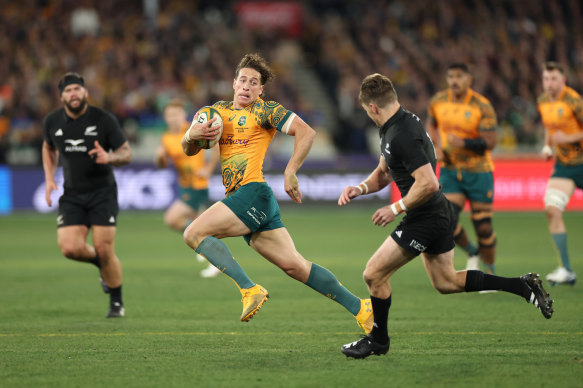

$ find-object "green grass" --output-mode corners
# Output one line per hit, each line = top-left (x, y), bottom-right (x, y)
(1, 207), (582, 387)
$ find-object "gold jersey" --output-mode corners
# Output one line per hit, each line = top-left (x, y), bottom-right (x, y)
(161, 124), (209, 189)
(428, 88), (497, 172)
(211, 98), (295, 196)
(537, 86), (583, 165)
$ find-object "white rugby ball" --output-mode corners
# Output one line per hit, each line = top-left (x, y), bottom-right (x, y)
(192, 106), (223, 149)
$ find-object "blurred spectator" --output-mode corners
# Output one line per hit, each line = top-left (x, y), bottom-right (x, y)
(1, 0), (582, 162)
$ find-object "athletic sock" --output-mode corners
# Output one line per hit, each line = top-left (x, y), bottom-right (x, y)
(110, 286), (123, 305)
(466, 242), (479, 257)
(89, 256), (101, 269)
(369, 295), (391, 344)
(195, 236), (254, 290)
(465, 270), (528, 298)
(483, 263), (495, 275)
(304, 263), (361, 315)
(552, 233), (571, 271)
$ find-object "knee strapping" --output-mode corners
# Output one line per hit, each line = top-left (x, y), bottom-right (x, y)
(544, 188), (570, 211)
(471, 210), (495, 247)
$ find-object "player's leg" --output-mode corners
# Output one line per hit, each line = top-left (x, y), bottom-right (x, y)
(341, 236), (413, 358)
(421, 251), (553, 318)
(57, 225), (96, 262)
(469, 202), (496, 274)
(184, 201), (256, 288)
(544, 177), (576, 284)
(164, 199), (197, 232)
(442, 168), (480, 268)
(250, 227), (371, 330)
(93, 225), (124, 317)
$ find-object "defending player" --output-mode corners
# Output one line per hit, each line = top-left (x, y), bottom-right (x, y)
(426, 63), (498, 273)
(155, 99), (220, 278)
(339, 73), (553, 359)
(42, 72), (131, 318)
(181, 53), (373, 333)
(538, 61), (583, 285)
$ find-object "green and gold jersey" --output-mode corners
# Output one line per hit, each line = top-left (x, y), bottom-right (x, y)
(538, 86), (583, 166)
(428, 88), (497, 172)
(212, 98), (295, 196)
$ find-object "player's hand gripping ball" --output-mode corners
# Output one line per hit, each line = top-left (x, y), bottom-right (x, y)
(193, 106), (223, 149)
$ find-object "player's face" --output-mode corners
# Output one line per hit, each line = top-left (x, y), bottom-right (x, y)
(60, 84), (88, 114)
(542, 69), (566, 98)
(233, 68), (264, 108)
(446, 69), (471, 96)
(163, 106), (187, 133)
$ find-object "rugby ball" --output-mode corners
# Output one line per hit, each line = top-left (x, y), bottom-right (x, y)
(192, 106), (223, 149)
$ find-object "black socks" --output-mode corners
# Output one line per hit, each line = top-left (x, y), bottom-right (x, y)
(370, 295), (391, 344)
(465, 270), (528, 298)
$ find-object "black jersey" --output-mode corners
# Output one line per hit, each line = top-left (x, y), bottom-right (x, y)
(43, 105), (126, 193)
(379, 107), (443, 214)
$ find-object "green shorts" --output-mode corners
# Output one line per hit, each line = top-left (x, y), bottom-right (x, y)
(551, 162), (583, 189)
(179, 187), (209, 211)
(221, 182), (285, 244)
(440, 167), (494, 203)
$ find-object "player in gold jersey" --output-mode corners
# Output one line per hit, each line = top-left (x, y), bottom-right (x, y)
(180, 53), (373, 333)
(538, 62), (583, 285)
(155, 99), (220, 277)
(427, 63), (498, 275)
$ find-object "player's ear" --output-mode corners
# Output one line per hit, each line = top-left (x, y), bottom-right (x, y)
(259, 85), (264, 96)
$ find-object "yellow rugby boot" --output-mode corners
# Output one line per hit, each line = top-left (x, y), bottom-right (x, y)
(240, 284), (269, 322)
(354, 298), (373, 334)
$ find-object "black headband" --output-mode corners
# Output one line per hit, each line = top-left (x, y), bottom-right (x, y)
(58, 73), (85, 93)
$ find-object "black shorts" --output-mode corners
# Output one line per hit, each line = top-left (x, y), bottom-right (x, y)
(57, 184), (119, 228)
(390, 197), (455, 256)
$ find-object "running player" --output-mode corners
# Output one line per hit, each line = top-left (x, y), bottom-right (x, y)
(538, 61), (583, 285)
(155, 99), (220, 278)
(339, 73), (553, 359)
(427, 63), (498, 274)
(181, 53), (373, 333)
(42, 72), (131, 318)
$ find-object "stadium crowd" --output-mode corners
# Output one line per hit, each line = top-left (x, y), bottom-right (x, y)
(1, 0), (582, 163)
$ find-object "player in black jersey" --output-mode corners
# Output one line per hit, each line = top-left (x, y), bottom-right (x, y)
(42, 73), (131, 318)
(338, 73), (554, 359)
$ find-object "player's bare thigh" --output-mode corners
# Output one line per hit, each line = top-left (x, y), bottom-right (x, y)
(468, 200), (492, 213)
(444, 192), (466, 208)
(546, 177), (576, 202)
(364, 237), (415, 298)
(421, 249), (465, 294)
(57, 225), (90, 257)
(184, 201), (251, 248)
(164, 199), (199, 227)
(249, 227), (311, 282)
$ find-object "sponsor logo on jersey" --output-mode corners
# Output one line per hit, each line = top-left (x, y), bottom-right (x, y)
(228, 114), (236, 122)
(64, 139), (87, 152)
(219, 135), (250, 147)
(384, 143), (391, 155)
(395, 230), (402, 238)
(238, 116), (247, 126)
(84, 125), (98, 136)
(410, 239), (427, 252)
(55, 129), (63, 136)
(109, 215), (115, 223)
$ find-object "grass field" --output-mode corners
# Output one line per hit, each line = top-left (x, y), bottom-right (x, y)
(1, 207), (582, 387)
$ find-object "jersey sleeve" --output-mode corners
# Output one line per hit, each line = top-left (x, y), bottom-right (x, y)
(569, 94), (583, 123)
(264, 101), (294, 133)
(393, 130), (431, 174)
(478, 101), (498, 132)
(42, 115), (54, 147)
(102, 112), (126, 150)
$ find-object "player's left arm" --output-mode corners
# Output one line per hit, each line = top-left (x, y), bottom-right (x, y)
(282, 115), (316, 204)
(552, 97), (583, 143)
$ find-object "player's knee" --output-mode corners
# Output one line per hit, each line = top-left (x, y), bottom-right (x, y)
(183, 224), (203, 250)
(544, 203), (563, 220)
(544, 188), (569, 212)
(59, 243), (81, 259)
(94, 243), (114, 262)
(471, 210), (495, 245)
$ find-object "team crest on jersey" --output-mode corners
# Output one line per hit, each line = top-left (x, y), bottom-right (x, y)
(238, 116), (247, 126)
(84, 126), (97, 136)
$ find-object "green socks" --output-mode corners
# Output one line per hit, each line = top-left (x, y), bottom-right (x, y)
(305, 263), (361, 315)
(552, 233), (571, 271)
(196, 236), (255, 289)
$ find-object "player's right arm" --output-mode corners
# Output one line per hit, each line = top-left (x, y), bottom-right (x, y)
(425, 118), (444, 162)
(181, 114), (219, 156)
(338, 156), (393, 206)
(42, 140), (59, 207)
